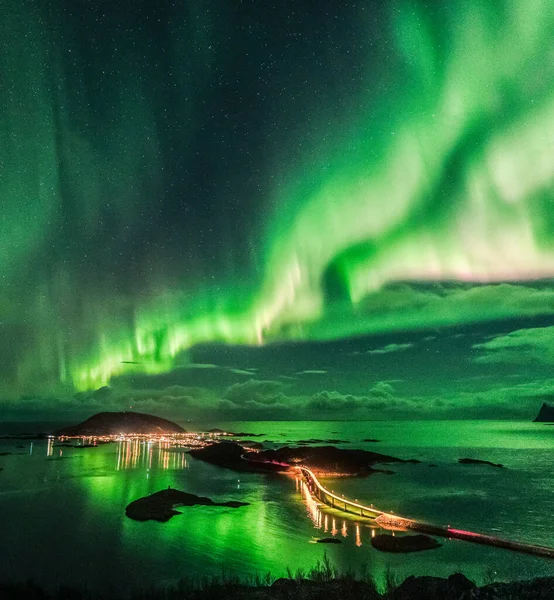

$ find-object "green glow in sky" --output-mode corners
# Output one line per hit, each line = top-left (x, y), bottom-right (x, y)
(3, 0), (554, 394)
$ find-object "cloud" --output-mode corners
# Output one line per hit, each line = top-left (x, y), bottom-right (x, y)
(305, 382), (399, 413)
(296, 370), (327, 375)
(223, 379), (286, 407)
(472, 326), (554, 364)
(217, 379), (292, 415)
(347, 282), (554, 336)
(365, 343), (415, 355)
(369, 381), (395, 398)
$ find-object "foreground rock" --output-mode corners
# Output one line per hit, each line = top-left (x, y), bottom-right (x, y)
(371, 534), (441, 553)
(55, 411), (185, 436)
(125, 488), (249, 522)
(189, 441), (415, 475)
(458, 458), (503, 468)
(472, 577), (554, 599)
(390, 573), (475, 599)
(533, 402), (554, 422)
(4, 573), (554, 599)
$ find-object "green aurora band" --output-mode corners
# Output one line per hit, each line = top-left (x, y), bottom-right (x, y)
(3, 0), (554, 394)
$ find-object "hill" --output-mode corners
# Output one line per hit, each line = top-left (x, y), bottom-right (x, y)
(54, 411), (185, 436)
(533, 403), (554, 422)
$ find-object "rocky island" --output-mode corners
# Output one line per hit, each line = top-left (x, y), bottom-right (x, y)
(533, 402), (554, 422)
(371, 533), (441, 553)
(458, 458), (503, 468)
(54, 411), (185, 436)
(125, 488), (249, 522)
(189, 441), (416, 475)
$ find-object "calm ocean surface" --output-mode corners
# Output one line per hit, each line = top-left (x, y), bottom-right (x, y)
(0, 420), (553, 592)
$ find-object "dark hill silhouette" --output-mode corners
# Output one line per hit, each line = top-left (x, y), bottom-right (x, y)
(54, 411), (185, 436)
(533, 403), (554, 422)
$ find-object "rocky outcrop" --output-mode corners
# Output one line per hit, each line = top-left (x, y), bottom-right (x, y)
(371, 534), (441, 553)
(55, 411), (185, 436)
(125, 488), (249, 522)
(189, 441), (414, 475)
(470, 577), (554, 599)
(390, 573), (475, 599)
(458, 458), (503, 468)
(533, 402), (554, 422)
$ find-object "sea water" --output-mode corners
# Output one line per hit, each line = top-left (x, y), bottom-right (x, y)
(0, 420), (553, 592)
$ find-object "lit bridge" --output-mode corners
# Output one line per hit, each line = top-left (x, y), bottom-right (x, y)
(299, 466), (554, 559)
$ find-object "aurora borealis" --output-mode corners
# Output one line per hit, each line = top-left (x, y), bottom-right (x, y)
(3, 0), (554, 416)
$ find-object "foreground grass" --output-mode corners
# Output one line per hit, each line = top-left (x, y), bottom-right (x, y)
(1, 553), (551, 600)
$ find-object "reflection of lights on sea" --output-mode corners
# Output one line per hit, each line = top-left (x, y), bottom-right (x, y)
(300, 479), (322, 528)
(116, 439), (188, 471)
(297, 472), (376, 547)
(46, 437), (54, 457)
(355, 524), (362, 547)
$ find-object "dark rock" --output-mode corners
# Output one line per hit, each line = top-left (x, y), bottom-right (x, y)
(316, 538), (342, 544)
(391, 573), (475, 600)
(296, 439), (350, 444)
(252, 445), (410, 475)
(125, 488), (249, 522)
(271, 578), (296, 589)
(471, 576), (554, 599)
(371, 534), (441, 553)
(363, 439), (380, 442)
(55, 411), (185, 436)
(244, 442), (264, 450)
(190, 442), (414, 476)
(458, 458), (503, 468)
(533, 402), (554, 422)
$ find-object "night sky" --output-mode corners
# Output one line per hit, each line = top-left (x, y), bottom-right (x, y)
(2, 0), (554, 420)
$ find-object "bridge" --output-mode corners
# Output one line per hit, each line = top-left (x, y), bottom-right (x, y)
(299, 466), (554, 559)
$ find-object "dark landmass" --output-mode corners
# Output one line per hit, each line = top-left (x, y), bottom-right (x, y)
(125, 488), (249, 522)
(458, 458), (503, 468)
(255, 445), (418, 474)
(189, 441), (416, 475)
(55, 411), (185, 436)
(0, 433), (48, 440)
(363, 438), (380, 442)
(371, 534), (441, 553)
(390, 573), (475, 599)
(189, 441), (286, 473)
(207, 428), (225, 433)
(296, 439), (350, 444)
(0, 452), (12, 456)
(3, 571), (554, 599)
(533, 402), (554, 422)
(55, 443), (98, 449)
(241, 441), (264, 450)
(316, 538), (342, 544)
(229, 432), (265, 437)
